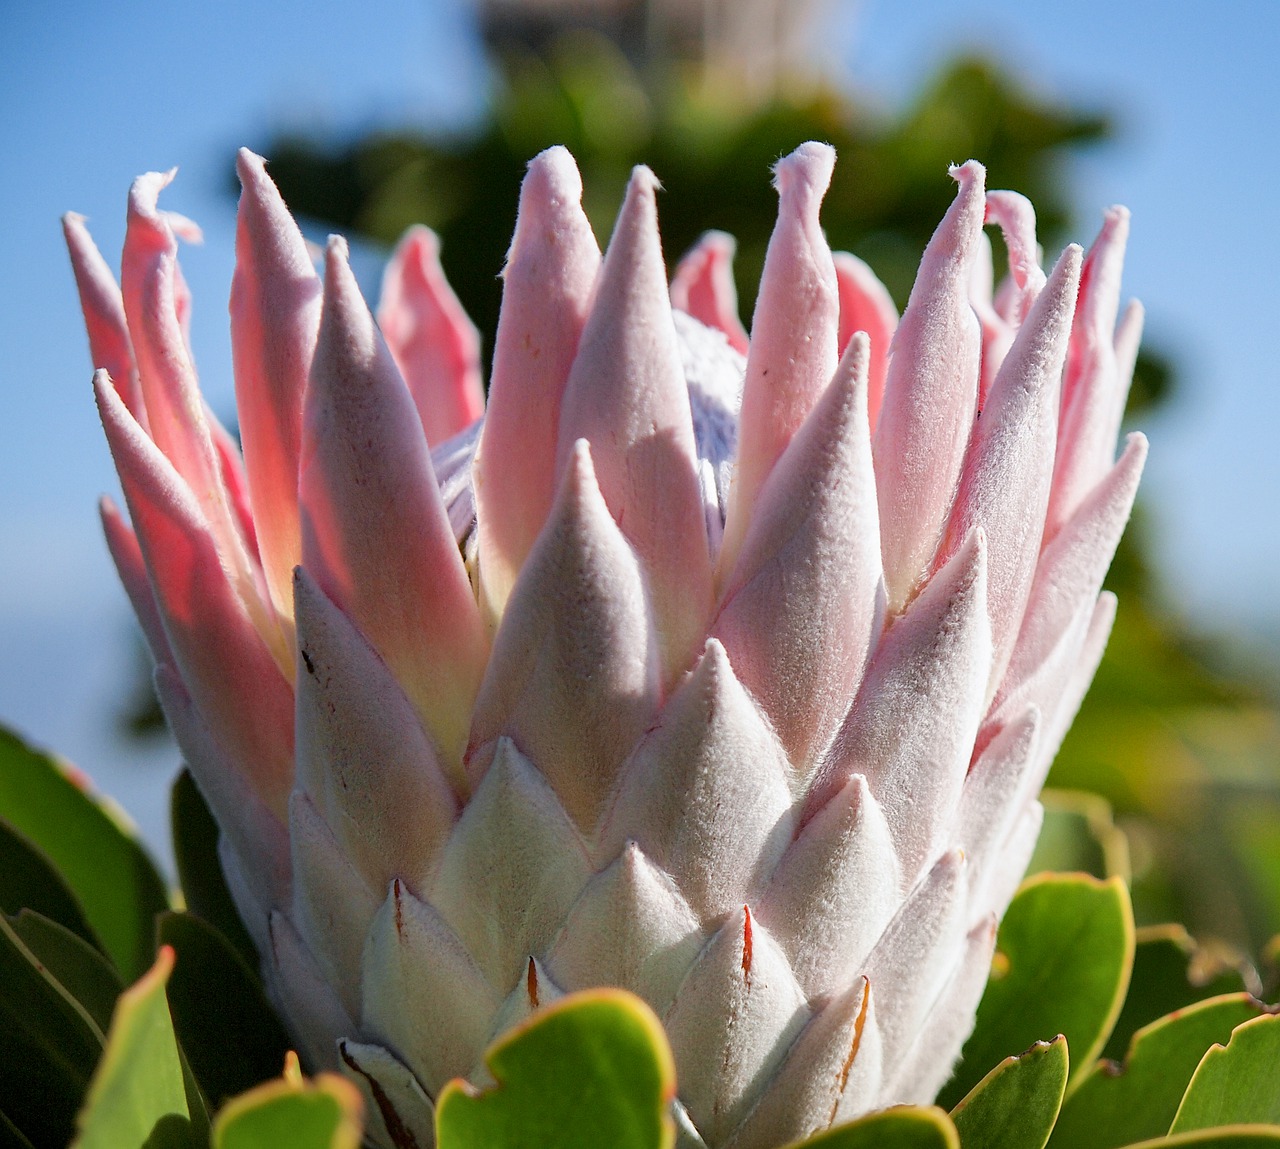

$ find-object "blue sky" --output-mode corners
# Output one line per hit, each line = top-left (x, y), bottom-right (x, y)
(0, 1), (1276, 859)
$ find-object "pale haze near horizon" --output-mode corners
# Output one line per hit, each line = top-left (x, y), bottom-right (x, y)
(0, 0), (1275, 866)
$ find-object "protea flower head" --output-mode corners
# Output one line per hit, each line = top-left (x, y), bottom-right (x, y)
(67, 141), (1145, 1148)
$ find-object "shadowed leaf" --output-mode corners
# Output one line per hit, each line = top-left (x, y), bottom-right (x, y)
(158, 911), (291, 1110)
(171, 769), (259, 973)
(0, 726), (169, 980)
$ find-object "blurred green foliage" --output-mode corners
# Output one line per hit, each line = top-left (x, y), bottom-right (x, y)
(252, 32), (1280, 954)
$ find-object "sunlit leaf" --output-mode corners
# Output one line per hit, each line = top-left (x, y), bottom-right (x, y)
(1171, 1013), (1280, 1133)
(939, 875), (1134, 1108)
(435, 989), (676, 1149)
(951, 1036), (1068, 1149)
(71, 945), (193, 1149)
(212, 1067), (362, 1149)
(787, 1106), (959, 1149)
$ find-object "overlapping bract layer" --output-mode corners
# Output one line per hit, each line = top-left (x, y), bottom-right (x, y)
(69, 141), (1144, 1149)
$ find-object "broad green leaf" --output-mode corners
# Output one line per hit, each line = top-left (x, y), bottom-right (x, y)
(212, 1072), (363, 1149)
(1117, 1129), (1280, 1148)
(1101, 925), (1250, 1062)
(170, 769), (258, 972)
(951, 1036), (1068, 1149)
(0, 913), (103, 1147)
(938, 874), (1134, 1109)
(1171, 1013), (1280, 1133)
(158, 911), (291, 1109)
(787, 1107), (959, 1149)
(72, 945), (193, 1149)
(1050, 994), (1263, 1149)
(0, 726), (169, 980)
(436, 989), (676, 1149)
(8, 909), (124, 1032)
(1029, 790), (1130, 882)
(0, 816), (98, 948)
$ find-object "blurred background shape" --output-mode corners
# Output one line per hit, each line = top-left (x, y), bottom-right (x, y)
(0, 0), (1277, 958)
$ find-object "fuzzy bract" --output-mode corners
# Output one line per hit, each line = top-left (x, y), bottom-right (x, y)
(69, 141), (1144, 1149)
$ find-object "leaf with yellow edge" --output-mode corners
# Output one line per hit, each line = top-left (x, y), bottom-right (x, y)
(1117, 1128), (1280, 1148)
(787, 1106), (959, 1148)
(951, 1036), (1068, 1149)
(436, 988), (676, 1149)
(1049, 994), (1264, 1149)
(1171, 1013), (1280, 1133)
(212, 1055), (363, 1149)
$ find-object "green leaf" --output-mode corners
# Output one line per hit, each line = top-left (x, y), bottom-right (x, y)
(1101, 925), (1250, 1062)
(951, 1036), (1068, 1149)
(212, 1071), (363, 1149)
(1117, 1129), (1280, 1148)
(435, 989), (676, 1149)
(8, 909), (124, 1032)
(787, 1107), (959, 1149)
(938, 874), (1134, 1109)
(170, 769), (258, 973)
(1171, 1013), (1280, 1133)
(0, 815), (99, 950)
(157, 911), (292, 1110)
(0, 726), (170, 980)
(1049, 994), (1264, 1149)
(0, 912), (103, 1147)
(71, 945), (193, 1149)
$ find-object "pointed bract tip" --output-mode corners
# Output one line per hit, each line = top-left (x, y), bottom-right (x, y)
(841, 329), (871, 375)
(700, 229), (737, 256)
(524, 144), (584, 204)
(128, 168), (178, 219)
(948, 159), (986, 189)
(773, 141), (836, 205)
(1052, 242), (1084, 288)
(693, 635), (733, 686)
(91, 366), (113, 397)
(325, 234), (350, 266)
(954, 524), (989, 582)
(235, 147), (269, 183)
(565, 437), (598, 489)
(625, 164), (662, 202)
(395, 223), (440, 263)
(1122, 429), (1149, 464)
(1102, 204), (1131, 234)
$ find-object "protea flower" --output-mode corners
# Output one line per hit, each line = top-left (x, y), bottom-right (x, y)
(66, 141), (1144, 1149)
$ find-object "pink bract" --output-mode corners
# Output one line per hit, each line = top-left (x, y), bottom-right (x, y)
(69, 142), (1144, 1149)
